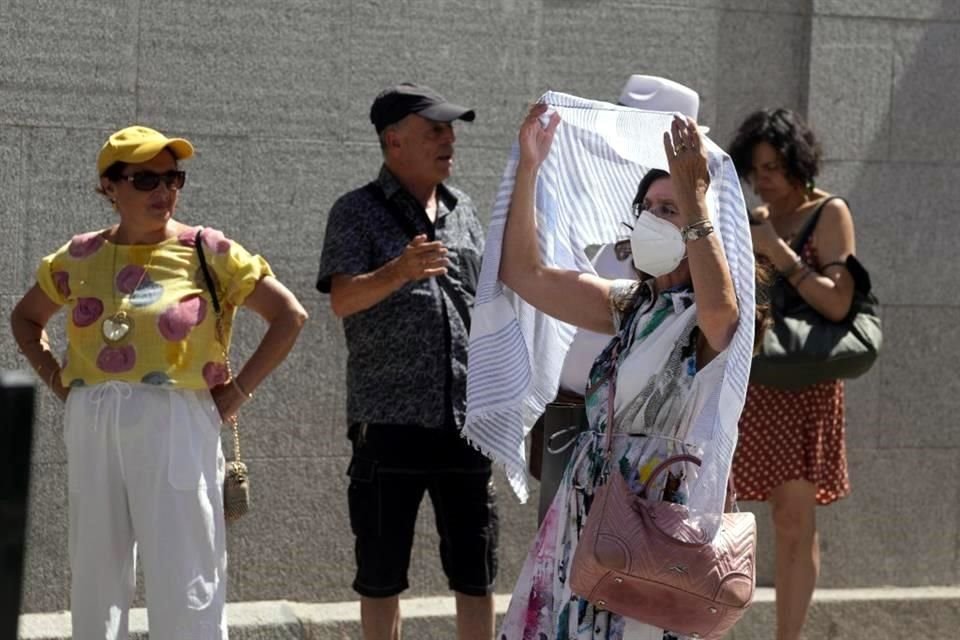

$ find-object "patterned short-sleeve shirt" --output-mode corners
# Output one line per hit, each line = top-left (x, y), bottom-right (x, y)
(317, 166), (484, 430)
(35, 226), (272, 389)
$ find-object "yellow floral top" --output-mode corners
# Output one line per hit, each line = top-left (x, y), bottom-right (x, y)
(36, 226), (273, 389)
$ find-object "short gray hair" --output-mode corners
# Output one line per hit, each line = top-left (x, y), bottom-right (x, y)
(378, 123), (400, 154)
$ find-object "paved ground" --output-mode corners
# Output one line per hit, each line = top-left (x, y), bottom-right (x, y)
(18, 586), (960, 639)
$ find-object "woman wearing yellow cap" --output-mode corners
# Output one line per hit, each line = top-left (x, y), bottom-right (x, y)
(10, 125), (308, 639)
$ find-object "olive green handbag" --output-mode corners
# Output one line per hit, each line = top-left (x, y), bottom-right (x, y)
(750, 198), (882, 390)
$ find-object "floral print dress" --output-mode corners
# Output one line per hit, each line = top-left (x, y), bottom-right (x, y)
(500, 283), (727, 640)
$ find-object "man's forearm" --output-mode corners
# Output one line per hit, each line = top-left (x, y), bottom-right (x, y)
(329, 259), (408, 318)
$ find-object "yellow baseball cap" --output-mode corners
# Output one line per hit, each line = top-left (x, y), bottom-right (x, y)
(97, 125), (194, 175)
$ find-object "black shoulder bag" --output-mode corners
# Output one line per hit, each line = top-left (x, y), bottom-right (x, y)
(750, 197), (882, 389)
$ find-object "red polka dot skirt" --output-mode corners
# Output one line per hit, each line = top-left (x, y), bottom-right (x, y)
(733, 380), (850, 505)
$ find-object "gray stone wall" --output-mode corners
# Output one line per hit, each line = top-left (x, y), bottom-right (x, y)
(4, 0), (957, 613)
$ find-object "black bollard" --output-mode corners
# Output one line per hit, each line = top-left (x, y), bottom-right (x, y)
(0, 371), (35, 640)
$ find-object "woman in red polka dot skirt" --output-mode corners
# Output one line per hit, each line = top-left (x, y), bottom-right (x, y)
(728, 109), (857, 640)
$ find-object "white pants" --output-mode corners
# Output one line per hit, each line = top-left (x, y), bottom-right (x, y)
(64, 382), (227, 640)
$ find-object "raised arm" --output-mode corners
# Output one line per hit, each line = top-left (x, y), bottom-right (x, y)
(665, 115), (740, 353)
(752, 198), (856, 322)
(499, 104), (616, 335)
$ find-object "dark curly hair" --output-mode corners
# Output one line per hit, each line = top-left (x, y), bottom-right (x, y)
(728, 108), (822, 188)
(752, 260), (774, 354)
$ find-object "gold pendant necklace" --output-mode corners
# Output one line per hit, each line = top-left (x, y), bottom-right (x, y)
(102, 309), (134, 343)
(101, 238), (154, 344)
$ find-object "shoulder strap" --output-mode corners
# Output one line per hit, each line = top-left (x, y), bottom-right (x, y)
(790, 195), (845, 253)
(363, 182), (433, 241)
(602, 303), (696, 462)
(195, 228), (242, 457)
(363, 182), (476, 329)
(195, 228), (221, 315)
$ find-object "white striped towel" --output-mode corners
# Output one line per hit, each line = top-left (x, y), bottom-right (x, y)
(462, 91), (756, 536)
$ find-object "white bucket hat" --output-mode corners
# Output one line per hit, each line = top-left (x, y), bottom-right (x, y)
(617, 74), (709, 133)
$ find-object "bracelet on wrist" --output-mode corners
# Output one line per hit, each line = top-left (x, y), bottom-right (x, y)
(683, 218), (711, 229)
(792, 267), (814, 287)
(232, 378), (253, 400)
(779, 257), (805, 278)
(680, 218), (714, 243)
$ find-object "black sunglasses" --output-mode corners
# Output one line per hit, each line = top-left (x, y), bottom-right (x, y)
(119, 170), (186, 192)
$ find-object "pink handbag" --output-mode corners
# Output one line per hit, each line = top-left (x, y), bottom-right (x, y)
(569, 339), (756, 638)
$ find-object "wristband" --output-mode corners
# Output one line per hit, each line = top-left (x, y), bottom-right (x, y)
(232, 377), (253, 400)
(792, 267), (814, 287)
(779, 257), (805, 278)
(680, 219), (714, 242)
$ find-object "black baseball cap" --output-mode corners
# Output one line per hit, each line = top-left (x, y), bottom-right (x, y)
(370, 83), (476, 133)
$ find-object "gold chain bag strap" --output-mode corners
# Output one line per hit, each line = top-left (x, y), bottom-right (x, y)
(195, 228), (250, 523)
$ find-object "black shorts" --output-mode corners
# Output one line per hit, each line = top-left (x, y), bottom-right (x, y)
(346, 423), (498, 598)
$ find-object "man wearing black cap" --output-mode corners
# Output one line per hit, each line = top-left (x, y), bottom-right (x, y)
(317, 84), (496, 640)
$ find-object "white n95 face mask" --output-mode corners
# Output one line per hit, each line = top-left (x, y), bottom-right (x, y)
(629, 211), (687, 276)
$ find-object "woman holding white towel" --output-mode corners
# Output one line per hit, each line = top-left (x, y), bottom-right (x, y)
(496, 103), (756, 640)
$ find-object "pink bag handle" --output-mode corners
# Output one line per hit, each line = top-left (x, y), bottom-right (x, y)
(599, 314), (739, 510)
